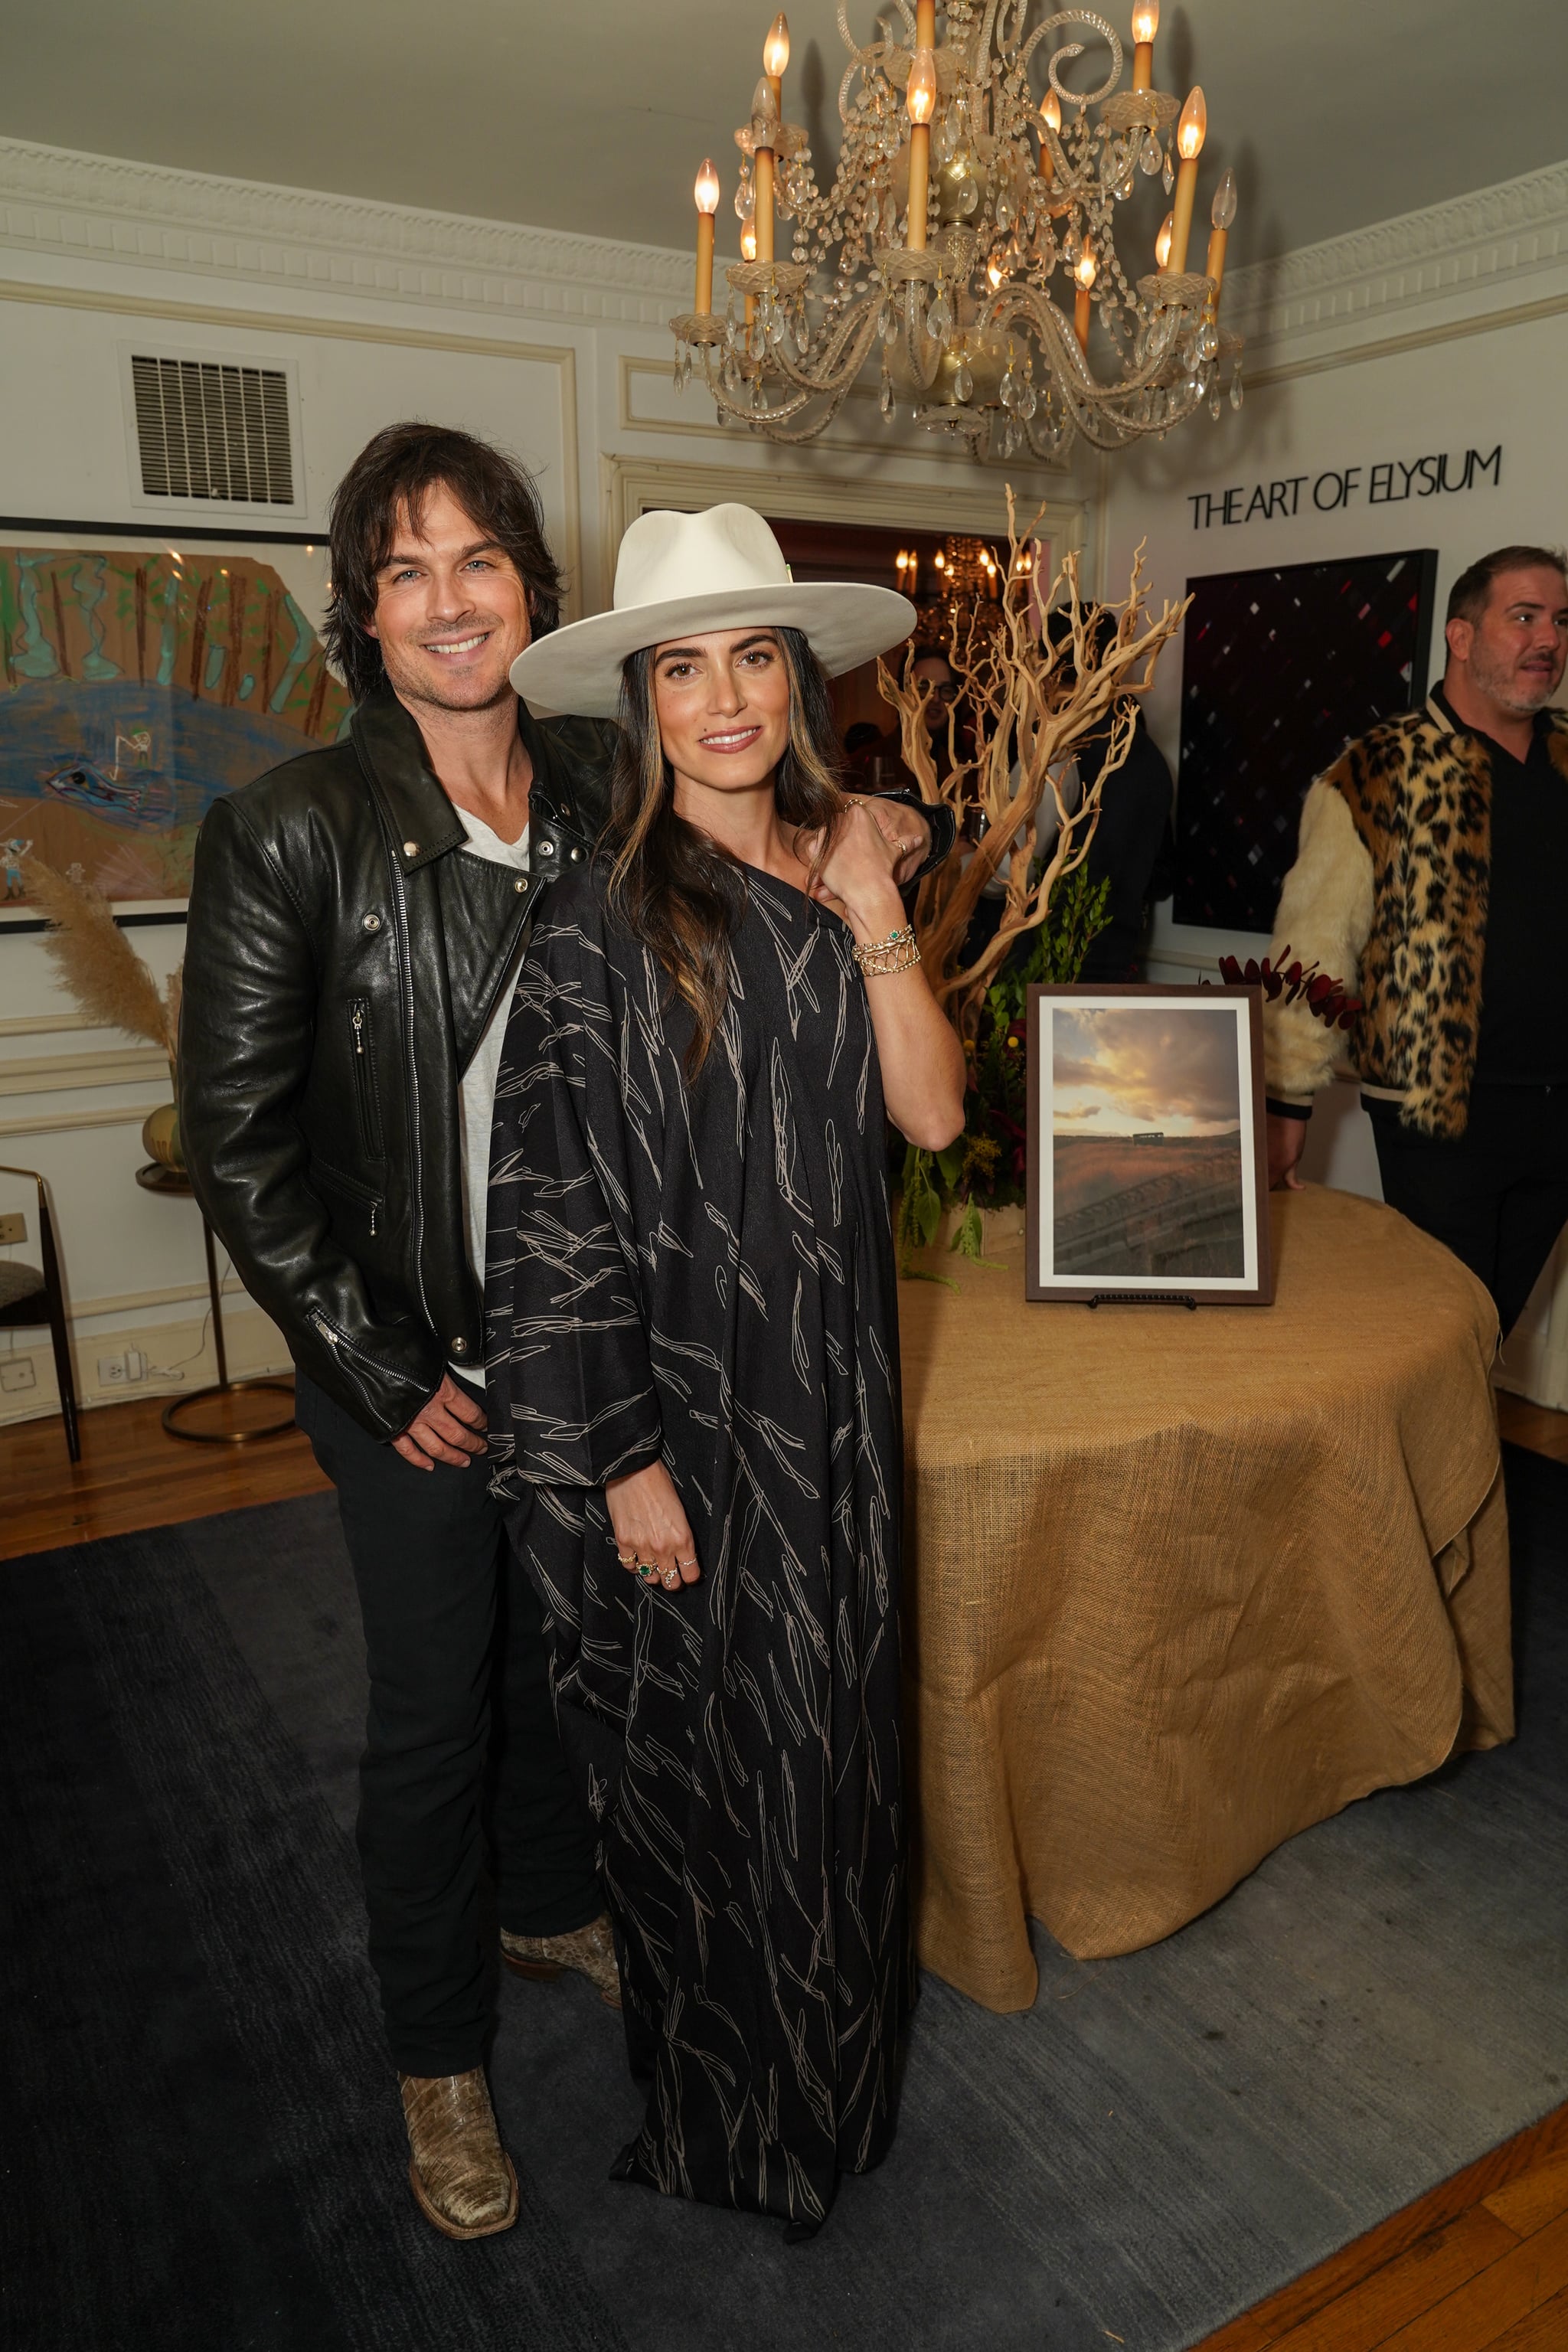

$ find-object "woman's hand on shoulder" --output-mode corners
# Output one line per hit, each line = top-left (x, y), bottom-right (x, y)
(605, 1458), (701, 1591)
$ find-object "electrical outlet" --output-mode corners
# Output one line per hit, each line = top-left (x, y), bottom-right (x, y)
(0, 1211), (25, 1246)
(97, 1348), (149, 1387)
(0, 1356), (36, 1393)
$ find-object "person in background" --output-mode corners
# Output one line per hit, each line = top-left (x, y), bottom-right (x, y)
(1263, 544), (1568, 1338)
(911, 645), (963, 784)
(844, 715), (895, 788)
(1074, 695), (1175, 983)
(178, 426), (952, 2244)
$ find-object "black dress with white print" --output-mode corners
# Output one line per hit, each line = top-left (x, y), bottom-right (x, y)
(485, 856), (911, 2226)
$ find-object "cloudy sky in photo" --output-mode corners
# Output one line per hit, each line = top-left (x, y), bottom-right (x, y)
(1051, 1005), (1243, 1137)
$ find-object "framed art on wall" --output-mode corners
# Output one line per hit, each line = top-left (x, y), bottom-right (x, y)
(1024, 984), (1273, 1305)
(0, 521), (347, 913)
(1172, 547), (1438, 933)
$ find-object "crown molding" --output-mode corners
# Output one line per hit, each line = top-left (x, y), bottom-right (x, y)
(1225, 158), (1568, 370)
(0, 136), (691, 327)
(2, 137), (1564, 377)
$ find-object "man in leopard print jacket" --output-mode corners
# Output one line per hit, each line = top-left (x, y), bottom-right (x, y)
(1264, 544), (1568, 1337)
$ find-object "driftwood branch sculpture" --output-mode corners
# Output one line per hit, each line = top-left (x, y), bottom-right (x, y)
(878, 488), (1189, 1045)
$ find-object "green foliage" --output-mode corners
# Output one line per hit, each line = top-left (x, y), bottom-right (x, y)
(895, 1142), (960, 1286)
(894, 863), (1111, 1276)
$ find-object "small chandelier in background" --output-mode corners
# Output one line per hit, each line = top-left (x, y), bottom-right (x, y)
(900, 535), (1031, 642)
(671, 3), (1243, 460)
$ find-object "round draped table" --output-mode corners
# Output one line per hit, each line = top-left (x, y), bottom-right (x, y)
(897, 1184), (1511, 2012)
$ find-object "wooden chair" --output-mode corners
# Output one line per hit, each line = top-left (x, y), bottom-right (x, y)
(0, 1164), (80, 1463)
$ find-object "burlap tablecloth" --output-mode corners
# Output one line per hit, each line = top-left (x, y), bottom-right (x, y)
(899, 1184), (1511, 2011)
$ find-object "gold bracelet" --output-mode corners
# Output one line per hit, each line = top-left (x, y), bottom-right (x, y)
(854, 923), (921, 978)
(861, 941), (921, 978)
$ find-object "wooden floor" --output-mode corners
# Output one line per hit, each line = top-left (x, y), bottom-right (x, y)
(0, 1383), (328, 1561)
(4, 1386), (1565, 2348)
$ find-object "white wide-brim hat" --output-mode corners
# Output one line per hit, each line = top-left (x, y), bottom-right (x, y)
(509, 503), (916, 720)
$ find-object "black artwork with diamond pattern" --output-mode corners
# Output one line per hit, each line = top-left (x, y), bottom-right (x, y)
(1173, 549), (1438, 933)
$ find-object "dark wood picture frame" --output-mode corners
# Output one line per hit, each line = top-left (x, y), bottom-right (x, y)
(1024, 982), (1274, 1305)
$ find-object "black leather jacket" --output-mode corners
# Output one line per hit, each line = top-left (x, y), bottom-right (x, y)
(181, 683), (954, 1440)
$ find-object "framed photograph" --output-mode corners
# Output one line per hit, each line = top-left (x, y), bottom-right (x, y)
(0, 519), (347, 917)
(1025, 984), (1273, 1305)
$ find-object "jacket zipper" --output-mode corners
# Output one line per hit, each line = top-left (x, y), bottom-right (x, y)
(348, 997), (384, 1158)
(308, 1308), (394, 1412)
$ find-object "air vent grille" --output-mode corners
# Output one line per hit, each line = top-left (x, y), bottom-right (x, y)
(130, 355), (294, 505)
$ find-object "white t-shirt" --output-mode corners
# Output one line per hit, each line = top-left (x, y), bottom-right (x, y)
(451, 805), (530, 1379)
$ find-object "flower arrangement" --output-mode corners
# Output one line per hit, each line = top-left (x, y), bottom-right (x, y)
(1216, 947), (1361, 1031)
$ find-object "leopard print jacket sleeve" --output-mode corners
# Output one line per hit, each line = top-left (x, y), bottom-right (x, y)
(1263, 702), (1568, 1140)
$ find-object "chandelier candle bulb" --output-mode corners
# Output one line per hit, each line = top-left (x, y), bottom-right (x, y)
(763, 12), (789, 113)
(1037, 86), (1061, 183)
(693, 158), (720, 313)
(1155, 209), (1174, 270)
(1205, 168), (1236, 316)
(1131, 0), (1158, 91)
(1168, 84), (1207, 273)
(1073, 247), (1096, 353)
(904, 45), (938, 252)
(740, 215), (758, 324)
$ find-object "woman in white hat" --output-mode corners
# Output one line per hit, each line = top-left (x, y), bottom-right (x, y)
(486, 505), (965, 2233)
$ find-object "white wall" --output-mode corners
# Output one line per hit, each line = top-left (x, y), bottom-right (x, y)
(0, 136), (1086, 1426)
(1091, 159), (1568, 1374)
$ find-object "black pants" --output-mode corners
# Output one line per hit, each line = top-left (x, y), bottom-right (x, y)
(294, 1372), (601, 2076)
(1367, 1083), (1568, 1340)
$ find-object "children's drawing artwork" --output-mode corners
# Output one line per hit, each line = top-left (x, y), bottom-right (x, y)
(0, 544), (351, 905)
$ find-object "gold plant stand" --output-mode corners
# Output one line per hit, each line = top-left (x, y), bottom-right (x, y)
(135, 1163), (296, 1445)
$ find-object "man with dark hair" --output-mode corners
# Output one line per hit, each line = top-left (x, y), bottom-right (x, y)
(178, 423), (952, 2239)
(1263, 543), (1568, 1335)
(911, 645), (962, 781)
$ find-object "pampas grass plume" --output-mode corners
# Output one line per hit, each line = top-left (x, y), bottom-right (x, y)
(24, 858), (178, 1057)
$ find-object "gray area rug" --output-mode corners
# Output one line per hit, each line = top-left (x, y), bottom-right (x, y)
(5, 1447), (1566, 2351)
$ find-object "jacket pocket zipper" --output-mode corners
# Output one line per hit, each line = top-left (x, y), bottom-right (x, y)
(348, 997), (384, 1159)
(309, 1155), (381, 1236)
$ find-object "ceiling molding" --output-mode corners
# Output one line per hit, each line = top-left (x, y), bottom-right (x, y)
(1225, 158), (1568, 370)
(0, 134), (691, 328)
(2, 135), (1563, 385)
(600, 452), (1086, 567)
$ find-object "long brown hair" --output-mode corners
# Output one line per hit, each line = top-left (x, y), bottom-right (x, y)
(603, 626), (847, 1077)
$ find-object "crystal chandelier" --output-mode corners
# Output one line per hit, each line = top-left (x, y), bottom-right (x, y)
(670, 2), (1243, 459)
(904, 534), (1016, 640)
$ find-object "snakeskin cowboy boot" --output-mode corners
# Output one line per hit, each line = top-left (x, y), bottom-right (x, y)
(398, 2069), (518, 2239)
